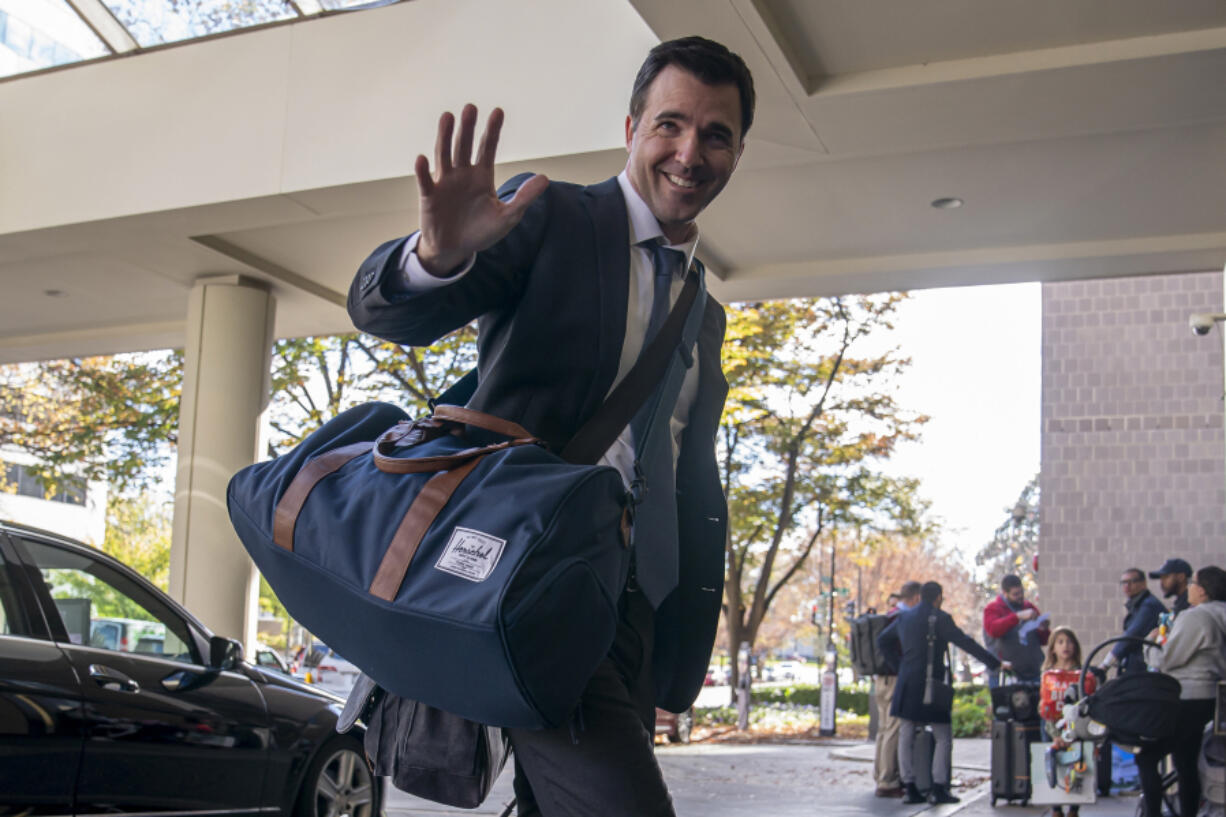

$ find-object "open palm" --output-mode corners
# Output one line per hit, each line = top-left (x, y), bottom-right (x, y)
(415, 105), (549, 276)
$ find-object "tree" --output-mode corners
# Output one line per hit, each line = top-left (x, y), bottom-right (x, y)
(102, 491), (173, 592)
(975, 474), (1040, 600)
(753, 529), (983, 672)
(719, 295), (929, 697)
(0, 353), (181, 494)
(266, 329), (476, 455)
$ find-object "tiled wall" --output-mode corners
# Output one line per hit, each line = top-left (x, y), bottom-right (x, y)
(1040, 270), (1225, 656)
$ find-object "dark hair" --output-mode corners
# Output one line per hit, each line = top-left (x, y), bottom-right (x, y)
(629, 36), (756, 139)
(1001, 574), (1022, 592)
(921, 581), (943, 604)
(900, 581), (922, 600)
(1123, 567), (1145, 583)
(1196, 566), (1226, 602)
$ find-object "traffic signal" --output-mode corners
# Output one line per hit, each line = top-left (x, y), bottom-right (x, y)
(843, 599), (856, 618)
(810, 602), (819, 625)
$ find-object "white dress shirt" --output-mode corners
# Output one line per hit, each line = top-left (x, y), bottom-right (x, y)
(397, 170), (703, 488)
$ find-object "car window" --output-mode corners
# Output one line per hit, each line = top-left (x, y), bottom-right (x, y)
(255, 649), (285, 671)
(0, 549), (35, 637)
(18, 539), (198, 664)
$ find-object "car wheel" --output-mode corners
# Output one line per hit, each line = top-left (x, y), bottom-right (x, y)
(667, 709), (693, 744)
(294, 735), (380, 817)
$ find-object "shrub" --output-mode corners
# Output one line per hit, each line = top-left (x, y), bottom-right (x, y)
(750, 683), (872, 715)
(951, 699), (991, 737)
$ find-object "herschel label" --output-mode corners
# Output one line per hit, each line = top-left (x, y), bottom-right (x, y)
(435, 527), (506, 582)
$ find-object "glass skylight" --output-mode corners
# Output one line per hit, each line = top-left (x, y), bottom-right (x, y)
(0, 0), (405, 79)
(102, 0), (296, 48)
(0, 0), (109, 78)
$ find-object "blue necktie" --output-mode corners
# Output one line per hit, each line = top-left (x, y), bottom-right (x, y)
(643, 242), (684, 347)
(631, 240), (687, 607)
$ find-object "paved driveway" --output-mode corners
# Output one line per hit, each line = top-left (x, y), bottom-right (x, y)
(383, 738), (1019, 817)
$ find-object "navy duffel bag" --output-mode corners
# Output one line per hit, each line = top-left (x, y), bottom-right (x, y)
(227, 402), (631, 729)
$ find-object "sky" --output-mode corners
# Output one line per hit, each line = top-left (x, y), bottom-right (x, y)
(872, 282), (1041, 568)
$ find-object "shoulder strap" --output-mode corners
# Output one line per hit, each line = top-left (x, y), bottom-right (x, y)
(430, 262), (705, 464)
(559, 268), (703, 465)
(925, 613), (938, 675)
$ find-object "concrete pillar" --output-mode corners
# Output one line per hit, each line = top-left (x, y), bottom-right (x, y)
(169, 275), (274, 652)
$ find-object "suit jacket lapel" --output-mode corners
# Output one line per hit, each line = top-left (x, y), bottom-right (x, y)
(579, 176), (630, 422)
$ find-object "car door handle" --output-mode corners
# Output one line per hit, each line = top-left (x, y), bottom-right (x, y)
(88, 664), (140, 693)
(161, 670), (196, 692)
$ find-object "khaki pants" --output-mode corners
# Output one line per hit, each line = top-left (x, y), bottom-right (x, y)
(873, 675), (901, 789)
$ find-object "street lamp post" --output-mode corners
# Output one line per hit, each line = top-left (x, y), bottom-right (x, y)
(819, 543), (838, 737)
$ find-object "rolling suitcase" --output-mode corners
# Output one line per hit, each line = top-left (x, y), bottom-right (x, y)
(991, 719), (1039, 805)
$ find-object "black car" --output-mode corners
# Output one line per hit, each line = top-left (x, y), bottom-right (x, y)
(0, 520), (380, 816)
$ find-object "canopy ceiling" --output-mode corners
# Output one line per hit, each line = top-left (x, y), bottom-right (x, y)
(1, 0), (1224, 363)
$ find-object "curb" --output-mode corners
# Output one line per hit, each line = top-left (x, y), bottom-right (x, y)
(829, 745), (990, 773)
(920, 785), (989, 817)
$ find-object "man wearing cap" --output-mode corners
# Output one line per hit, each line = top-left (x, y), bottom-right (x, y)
(1150, 558), (1193, 620)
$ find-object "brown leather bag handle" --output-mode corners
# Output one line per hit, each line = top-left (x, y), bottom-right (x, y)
(367, 455), (485, 601)
(273, 441), (374, 551)
(431, 405), (534, 440)
(371, 437), (538, 474)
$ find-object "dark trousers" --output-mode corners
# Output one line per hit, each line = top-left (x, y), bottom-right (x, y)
(1136, 697), (1215, 817)
(507, 582), (674, 817)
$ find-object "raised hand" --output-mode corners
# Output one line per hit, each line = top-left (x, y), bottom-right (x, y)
(414, 104), (549, 277)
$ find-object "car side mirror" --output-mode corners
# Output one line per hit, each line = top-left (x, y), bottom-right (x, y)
(208, 636), (243, 670)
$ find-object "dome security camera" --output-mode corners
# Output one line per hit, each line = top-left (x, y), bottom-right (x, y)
(1188, 313), (1226, 336)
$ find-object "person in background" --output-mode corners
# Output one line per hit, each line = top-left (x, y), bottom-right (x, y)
(1136, 565), (1226, 817)
(1100, 567), (1166, 674)
(1038, 626), (1098, 817)
(1150, 558), (1192, 618)
(872, 581), (921, 798)
(878, 581), (1005, 805)
(983, 573), (1050, 686)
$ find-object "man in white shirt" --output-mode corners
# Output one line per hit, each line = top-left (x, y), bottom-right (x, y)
(348, 36), (754, 817)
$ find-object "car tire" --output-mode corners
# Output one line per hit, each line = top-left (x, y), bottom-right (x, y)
(294, 735), (380, 817)
(667, 709), (693, 744)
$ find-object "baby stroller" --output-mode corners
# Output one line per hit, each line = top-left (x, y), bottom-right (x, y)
(1071, 637), (1181, 751)
(1030, 637), (1181, 811)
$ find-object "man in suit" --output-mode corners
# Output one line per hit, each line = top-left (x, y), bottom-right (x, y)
(878, 581), (1005, 806)
(348, 36), (754, 817)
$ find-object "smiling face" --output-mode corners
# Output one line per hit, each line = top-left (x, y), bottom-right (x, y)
(625, 65), (745, 243)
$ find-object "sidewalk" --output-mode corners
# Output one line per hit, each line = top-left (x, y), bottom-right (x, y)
(382, 737), (1143, 817)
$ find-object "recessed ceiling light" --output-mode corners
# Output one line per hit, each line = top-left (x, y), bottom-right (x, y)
(43, 289), (65, 297)
(931, 197), (963, 210)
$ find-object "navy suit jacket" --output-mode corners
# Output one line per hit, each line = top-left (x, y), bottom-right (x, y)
(877, 601), (1001, 723)
(347, 175), (729, 712)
